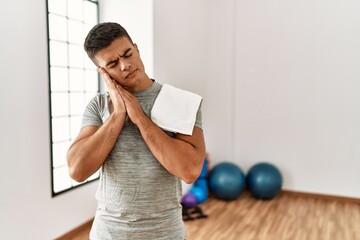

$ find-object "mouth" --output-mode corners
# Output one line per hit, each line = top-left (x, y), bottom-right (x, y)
(125, 69), (137, 79)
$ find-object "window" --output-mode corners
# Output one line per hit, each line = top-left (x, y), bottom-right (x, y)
(46, 0), (99, 196)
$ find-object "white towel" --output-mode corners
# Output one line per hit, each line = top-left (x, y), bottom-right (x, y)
(151, 84), (203, 135)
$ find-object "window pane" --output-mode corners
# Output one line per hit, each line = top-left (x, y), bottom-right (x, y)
(53, 165), (72, 193)
(88, 171), (100, 181)
(48, 0), (67, 16)
(49, 14), (67, 41)
(69, 68), (84, 91)
(83, 1), (98, 24)
(70, 93), (85, 115)
(50, 67), (68, 91)
(69, 44), (84, 68)
(52, 141), (70, 168)
(51, 92), (69, 117)
(68, 0), (83, 21)
(85, 70), (98, 91)
(52, 117), (70, 142)
(68, 19), (84, 44)
(50, 40), (68, 66)
(71, 178), (84, 186)
(70, 116), (82, 140)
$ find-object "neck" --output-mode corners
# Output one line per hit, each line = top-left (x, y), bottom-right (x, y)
(126, 75), (153, 93)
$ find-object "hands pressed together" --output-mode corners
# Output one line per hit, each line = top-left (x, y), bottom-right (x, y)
(98, 67), (145, 126)
(97, 67), (205, 183)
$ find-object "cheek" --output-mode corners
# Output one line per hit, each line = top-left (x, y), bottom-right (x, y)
(134, 58), (145, 70)
(108, 69), (123, 80)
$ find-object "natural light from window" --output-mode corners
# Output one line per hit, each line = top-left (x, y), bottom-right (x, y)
(47, 0), (99, 196)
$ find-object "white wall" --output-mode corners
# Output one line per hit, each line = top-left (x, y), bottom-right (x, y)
(0, 1), (98, 239)
(154, 0), (360, 198)
(234, 0), (360, 198)
(153, 0), (236, 163)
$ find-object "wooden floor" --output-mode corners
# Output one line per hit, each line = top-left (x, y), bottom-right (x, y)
(186, 191), (360, 240)
(58, 191), (360, 240)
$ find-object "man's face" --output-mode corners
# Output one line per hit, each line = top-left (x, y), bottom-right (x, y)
(94, 37), (146, 92)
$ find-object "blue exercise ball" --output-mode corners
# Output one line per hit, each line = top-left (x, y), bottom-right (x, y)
(189, 186), (208, 203)
(199, 158), (209, 178)
(208, 162), (245, 200)
(194, 178), (208, 193)
(246, 162), (283, 200)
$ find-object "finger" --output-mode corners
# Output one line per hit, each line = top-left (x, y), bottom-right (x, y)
(98, 68), (110, 83)
(116, 84), (133, 101)
(98, 67), (108, 79)
(98, 67), (109, 84)
(115, 84), (127, 99)
(98, 68), (116, 91)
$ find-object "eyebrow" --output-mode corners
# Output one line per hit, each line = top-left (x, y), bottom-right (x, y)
(104, 48), (132, 67)
(120, 48), (132, 57)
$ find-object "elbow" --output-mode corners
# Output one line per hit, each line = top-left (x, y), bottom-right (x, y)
(187, 149), (207, 183)
(68, 164), (87, 183)
(67, 155), (88, 183)
(182, 160), (204, 184)
(182, 151), (206, 184)
(183, 174), (198, 184)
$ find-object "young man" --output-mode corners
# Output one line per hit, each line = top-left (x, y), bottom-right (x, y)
(67, 22), (206, 239)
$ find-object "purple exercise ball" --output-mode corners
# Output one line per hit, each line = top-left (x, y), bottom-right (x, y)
(181, 193), (198, 208)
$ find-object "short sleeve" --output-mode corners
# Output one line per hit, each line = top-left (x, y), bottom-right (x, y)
(81, 94), (107, 128)
(194, 100), (203, 130)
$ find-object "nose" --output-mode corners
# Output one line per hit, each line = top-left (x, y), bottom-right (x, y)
(120, 59), (131, 72)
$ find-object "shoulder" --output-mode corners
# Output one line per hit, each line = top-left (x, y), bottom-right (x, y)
(87, 93), (109, 108)
(84, 93), (110, 117)
(151, 80), (163, 92)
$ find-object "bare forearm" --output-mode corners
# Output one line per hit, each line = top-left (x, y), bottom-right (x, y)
(67, 112), (125, 182)
(136, 115), (206, 183)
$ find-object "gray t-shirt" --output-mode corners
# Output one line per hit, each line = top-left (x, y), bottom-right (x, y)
(81, 81), (202, 240)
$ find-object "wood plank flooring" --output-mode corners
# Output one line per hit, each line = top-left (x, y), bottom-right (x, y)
(186, 191), (360, 240)
(57, 191), (360, 240)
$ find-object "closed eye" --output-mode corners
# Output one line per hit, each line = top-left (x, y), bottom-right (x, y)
(121, 48), (132, 58)
(106, 59), (118, 68)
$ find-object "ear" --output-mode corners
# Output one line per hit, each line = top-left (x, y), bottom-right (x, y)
(133, 43), (140, 53)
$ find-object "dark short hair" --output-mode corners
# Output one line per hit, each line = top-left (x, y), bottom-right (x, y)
(84, 22), (133, 60)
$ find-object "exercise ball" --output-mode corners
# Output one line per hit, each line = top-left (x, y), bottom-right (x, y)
(194, 178), (208, 192)
(181, 193), (198, 208)
(246, 162), (283, 200)
(199, 158), (209, 178)
(208, 162), (245, 200)
(189, 186), (208, 203)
